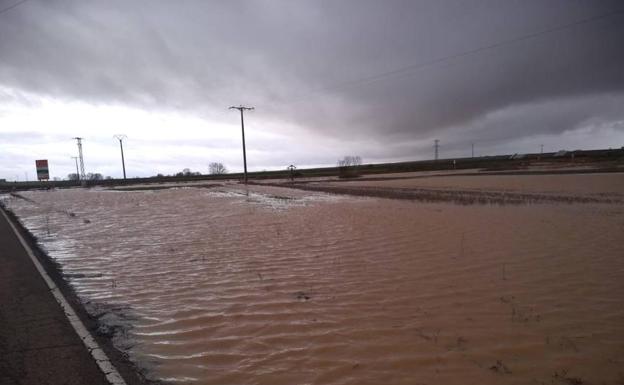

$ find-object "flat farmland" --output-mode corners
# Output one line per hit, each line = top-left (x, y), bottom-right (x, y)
(3, 174), (624, 385)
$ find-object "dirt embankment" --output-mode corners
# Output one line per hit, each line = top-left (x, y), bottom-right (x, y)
(258, 182), (623, 205)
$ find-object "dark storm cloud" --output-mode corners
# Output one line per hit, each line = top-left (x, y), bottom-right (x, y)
(1, 0), (623, 145)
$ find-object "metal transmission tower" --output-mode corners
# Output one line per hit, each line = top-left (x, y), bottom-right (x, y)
(434, 139), (440, 160)
(113, 135), (127, 179)
(72, 137), (86, 180)
(70, 156), (80, 180)
(229, 105), (254, 184)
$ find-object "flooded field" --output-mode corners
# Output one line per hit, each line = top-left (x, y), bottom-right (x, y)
(3, 180), (624, 385)
(319, 172), (624, 196)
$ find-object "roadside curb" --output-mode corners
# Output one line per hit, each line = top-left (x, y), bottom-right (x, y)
(0, 208), (128, 385)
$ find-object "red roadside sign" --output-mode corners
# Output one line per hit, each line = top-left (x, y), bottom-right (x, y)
(35, 159), (49, 180)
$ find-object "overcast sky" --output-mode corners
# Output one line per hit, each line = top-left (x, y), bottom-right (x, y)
(1, 0), (623, 180)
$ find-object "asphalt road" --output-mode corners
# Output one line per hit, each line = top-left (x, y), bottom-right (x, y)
(0, 210), (111, 385)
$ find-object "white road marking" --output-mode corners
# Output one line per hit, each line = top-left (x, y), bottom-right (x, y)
(1, 208), (128, 385)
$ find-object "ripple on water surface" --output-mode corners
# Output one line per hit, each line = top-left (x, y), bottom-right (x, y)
(4, 186), (624, 385)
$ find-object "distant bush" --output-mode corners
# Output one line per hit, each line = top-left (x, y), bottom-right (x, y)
(87, 173), (103, 180)
(209, 162), (227, 175)
(175, 168), (201, 177)
(337, 155), (362, 178)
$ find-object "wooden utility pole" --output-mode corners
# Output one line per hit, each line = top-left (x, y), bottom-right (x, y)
(229, 106), (254, 184)
(114, 135), (127, 179)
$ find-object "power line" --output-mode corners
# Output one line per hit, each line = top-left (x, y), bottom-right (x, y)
(284, 8), (624, 104)
(0, 0), (27, 16)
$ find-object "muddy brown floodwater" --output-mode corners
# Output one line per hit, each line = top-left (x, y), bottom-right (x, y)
(3, 181), (624, 385)
(321, 172), (624, 195)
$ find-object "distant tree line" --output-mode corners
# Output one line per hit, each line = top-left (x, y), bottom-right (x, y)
(67, 172), (107, 180)
(151, 163), (228, 178)
(175, 168), (202, 177)
(63, 163), (229, 181)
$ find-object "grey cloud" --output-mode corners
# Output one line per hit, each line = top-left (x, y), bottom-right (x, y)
(1, 0), (623, 162)
(0, 130), (64, 143)
(436, 92), (624, 153)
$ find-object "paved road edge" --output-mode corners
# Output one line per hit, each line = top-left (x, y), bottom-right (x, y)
(0, 208), (128, 385)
